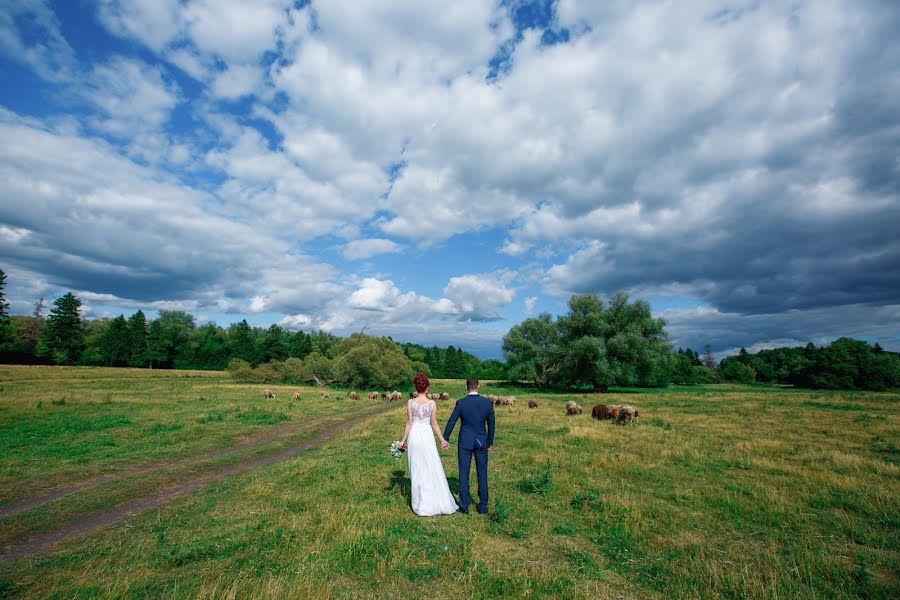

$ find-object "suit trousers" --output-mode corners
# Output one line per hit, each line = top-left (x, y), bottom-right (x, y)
(458, 444), (488, 511)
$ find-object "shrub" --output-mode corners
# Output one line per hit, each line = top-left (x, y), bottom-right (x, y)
(721, 361), (756, 384)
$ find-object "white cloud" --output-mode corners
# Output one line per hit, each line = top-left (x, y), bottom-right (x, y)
(278, 313), (312, 330)
(82, 57), (180, 138)
(183, 0), (288, 63)
(443, 271), (516, 321)
(0, 0), (75, 81)
(210, 64), (262, 100)
(341, 238), (403, 260)
(97, 0), (181, 52)
(347, 278), (404, 311)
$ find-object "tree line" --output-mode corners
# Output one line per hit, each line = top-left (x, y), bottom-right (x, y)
(718, 339), (900, 391)
(0, 270), (896, 391)
(0, 273), (505, 384)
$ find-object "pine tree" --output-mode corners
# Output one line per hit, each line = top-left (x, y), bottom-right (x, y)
(98, 315), (130, 366)
(126, 310), (148, 367)
(260, 324), (288, 362)
(228, 320), (257, 364)
(43, 293), (85, 365)
(289, 330), (312, 359)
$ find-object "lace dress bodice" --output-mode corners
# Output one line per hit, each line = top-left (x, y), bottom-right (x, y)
(409, 399), (435, 424)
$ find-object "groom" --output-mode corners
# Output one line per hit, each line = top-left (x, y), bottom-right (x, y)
(443, 378), (495, 514)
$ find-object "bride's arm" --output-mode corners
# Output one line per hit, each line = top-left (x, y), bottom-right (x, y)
(430, 404), (448, 446)
(400, 402), (413, 447)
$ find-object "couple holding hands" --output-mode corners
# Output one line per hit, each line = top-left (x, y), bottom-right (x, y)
(399, 374), (495, 516)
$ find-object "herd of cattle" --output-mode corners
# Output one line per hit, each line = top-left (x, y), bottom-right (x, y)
(261, 388), (640, 424)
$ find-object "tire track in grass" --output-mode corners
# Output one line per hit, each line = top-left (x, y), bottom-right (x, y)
(0, 402), (393, 518)
(0, 405), (399, 565)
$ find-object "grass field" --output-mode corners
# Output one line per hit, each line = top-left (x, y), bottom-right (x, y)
(0, 366), (897, 598)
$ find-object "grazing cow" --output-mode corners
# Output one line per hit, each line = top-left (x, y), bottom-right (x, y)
(292, 392), (301, 401)
(391, 391), (403, 401)
(410, 391), (417, 399)
(528, 399), (538, 409)
(349, 391), (360, 401)
(368, 392), (378, 400)
(263, 389), (275, 399)
(566, 400), (582, 415)
(494, 396), (516, 406)
(440, 392), (450, 400)
(381, 392), (388, 401)
(321, 391), (330, 399)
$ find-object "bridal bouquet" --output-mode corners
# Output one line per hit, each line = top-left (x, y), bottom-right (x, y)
(390, 440), (406, 459)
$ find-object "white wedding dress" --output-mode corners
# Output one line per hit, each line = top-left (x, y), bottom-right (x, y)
(407, 400), (458, 516)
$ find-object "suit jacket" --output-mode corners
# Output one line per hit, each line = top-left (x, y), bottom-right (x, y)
(444, 393), (495, 451)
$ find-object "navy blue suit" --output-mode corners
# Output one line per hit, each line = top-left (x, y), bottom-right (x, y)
(443, 393), (495, 512)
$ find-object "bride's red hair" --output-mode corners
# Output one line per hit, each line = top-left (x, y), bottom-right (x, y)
(413, 373), (429, 393)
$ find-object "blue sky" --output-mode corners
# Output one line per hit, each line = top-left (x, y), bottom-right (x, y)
(1, 0), (899, 359)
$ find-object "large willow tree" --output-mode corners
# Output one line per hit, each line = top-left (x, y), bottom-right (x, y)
(503, 293), (673, 390)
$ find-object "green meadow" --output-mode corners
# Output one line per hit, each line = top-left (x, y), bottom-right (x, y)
(0, 366), (897, 598)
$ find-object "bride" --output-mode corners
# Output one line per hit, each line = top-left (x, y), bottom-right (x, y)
(398, 373), (458, 516)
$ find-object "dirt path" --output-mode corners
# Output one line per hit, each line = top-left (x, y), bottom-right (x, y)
(0, 404), (389, 519)
(0, 406), (395, 566)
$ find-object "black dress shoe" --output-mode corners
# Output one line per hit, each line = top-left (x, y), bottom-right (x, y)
(477, 507), (488, 514)
(459, 507), (469, 514)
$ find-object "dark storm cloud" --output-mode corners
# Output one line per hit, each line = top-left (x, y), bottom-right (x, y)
(663, 303), (900, 355)
(527, 0), (900, 353)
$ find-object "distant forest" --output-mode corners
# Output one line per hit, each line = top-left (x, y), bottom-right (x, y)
(0, 279), (505, 381)
(0, 271), (896, 391)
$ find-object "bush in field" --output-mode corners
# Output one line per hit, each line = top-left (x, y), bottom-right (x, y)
(227, 335), (423, 388)
(721, 360), (756, 384)
(332, 334), (422, 390)
(227, 358), (255, 382)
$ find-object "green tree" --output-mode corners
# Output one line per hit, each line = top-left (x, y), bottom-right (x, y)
(146, 311), (195, 369)
(43, 293), (85, 365)
(228, 320), (257, 365)
(97, 315), (131, 366)
(477, 358), (507, 380)
(555, 293), (672, 390)
(721, 360), (756, 384)
(288, 330), (312, 359)
(260, 324), (288, 362)
(502, 313), (560, 387)
(443, 345), (466, 378)
(126, 310), (148, 367)
(332, 334), (415, 389)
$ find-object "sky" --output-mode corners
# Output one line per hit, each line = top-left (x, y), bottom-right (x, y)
(1, 0), (898, 359)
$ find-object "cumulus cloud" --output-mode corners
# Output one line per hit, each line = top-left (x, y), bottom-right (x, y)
(82, 56), (180, 137)
(0, 111), (339, 315)
(341, 238), (403, 261)
(443, 271), (516, 322)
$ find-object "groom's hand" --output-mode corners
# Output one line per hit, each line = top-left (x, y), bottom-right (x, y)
(441, 440), (450, 450)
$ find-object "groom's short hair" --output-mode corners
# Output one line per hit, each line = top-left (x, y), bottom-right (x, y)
(466, 378), (479, 391)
